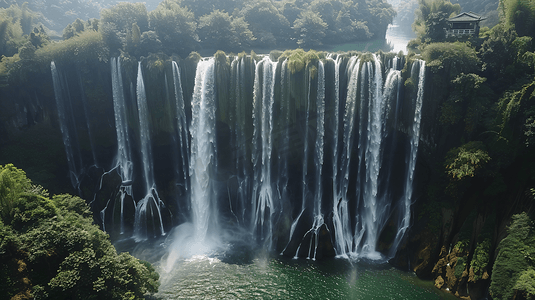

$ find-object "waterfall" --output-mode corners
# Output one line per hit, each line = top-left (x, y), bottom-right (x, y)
(359, 55), (387, 257)
(189, 58), (217, 242)
(277, 57), (290, 224)
(133, 62), (165, 241)
(308, 61), (326, 260)
(230, 56), (252, 225)
(53, 52), (426, 262)
(330, 54), (353, 256)
(334, 56), (361, 257)
(50, 61), (83, 192)
(108, 57), (135, 234)
(251, 56), (278, 248)
(390, 60), (426, 255)
(172, 61), (189, 193)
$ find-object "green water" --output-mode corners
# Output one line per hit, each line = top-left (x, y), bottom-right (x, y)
(150, 252), (456, 300)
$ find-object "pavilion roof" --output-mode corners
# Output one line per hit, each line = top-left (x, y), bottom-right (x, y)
(448, 12), (485, 22)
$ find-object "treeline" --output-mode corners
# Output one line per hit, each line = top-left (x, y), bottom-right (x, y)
(85, 0), (396, 55)
(0, 0), (103, 34)
(0, 0), (395, 60)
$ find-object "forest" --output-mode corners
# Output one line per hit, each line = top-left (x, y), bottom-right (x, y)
(0, 0), (535, 299)
(0, 0), (395, 58)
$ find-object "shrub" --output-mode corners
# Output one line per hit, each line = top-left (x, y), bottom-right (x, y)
(35, 30), (109, 63)
(490, 212), (535, 300)
(422, 42), (480, 78)
(0, 164), (159, 300)
(471, 239), (491, 280)
(445, 141), (491, 180)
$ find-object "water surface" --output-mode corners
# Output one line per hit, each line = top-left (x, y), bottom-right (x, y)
(142, 246), (456, 300)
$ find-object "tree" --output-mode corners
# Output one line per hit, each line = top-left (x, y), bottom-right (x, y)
(445, 141), (491, 180)
(238, 0), (291, 47)
(422, 42), (480, 78)
(63, 19), (85, 40)
(198, 10), (254, 51)
(413, 0), (461, 43)
(292, 10), (327, 47)
(149, 0), (198, 57)
(0, 164), (160, 300)
(100, 2), (149, 33)
(500, 0), (535, 38)
(366, 0), (396, 39)
(198, 10), (234, 49)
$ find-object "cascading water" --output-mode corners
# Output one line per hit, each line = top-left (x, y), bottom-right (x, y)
(390, 60), (426, 255)
(50, 61), (83, 192)
(106, 57), (135, 234)
(189, 58), (218, 243)
(53, 53), (427, 264)
(330, 54), (354, 257)
(359, 55), (387, 257)
(251, 57), (278, 248)
(172, 61), (190, 194)
(307, 61), (327, 260)
(334, 56), (361, 257)
(229, 56), (251, 225)
(133, 62), (165, 241)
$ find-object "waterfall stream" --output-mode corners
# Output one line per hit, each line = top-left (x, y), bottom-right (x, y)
(51, 53), (426, 262)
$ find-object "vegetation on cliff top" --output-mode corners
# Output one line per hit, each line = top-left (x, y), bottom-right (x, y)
(0, 0), (395, 64)
(0, 164), (159, 299)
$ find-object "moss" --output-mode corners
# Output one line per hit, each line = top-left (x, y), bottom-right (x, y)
(490, 212), (535, 300)
(455, 256), (466, 278)
(471, 238), (491, 281)
(269, 50), (283, 61)
(280, 49), (323, 74)
(454, 240), (469, 253)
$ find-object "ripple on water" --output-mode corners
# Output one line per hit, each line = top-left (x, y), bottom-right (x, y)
(152, 253), (456, 300)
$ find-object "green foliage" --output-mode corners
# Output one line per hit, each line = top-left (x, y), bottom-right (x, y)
(445, 141), (491, 180)
(413, 0), (461, 43)
(496, 79), (535, 151)
(292, 10), (328, 47)
(148, 0), (197, 57)
(422, 42), (480, 78)
(281, 49), (323, 74)
(471, 238), (491, 280)
(500, 0), (535, 37)
(0, 3), (38, 57)
(35, 30), (108, 63)
(490, 212), (535, 300)
(480, 25), (520, 83)
(52, 194), (92, 219)
(514, 269), (535, 298)
(0, 163), (31, 224)
(0, 164), (160, 299)
(63, 19), (86, 40)
(440, 73), (493, 135)
(454, 239), (469, 252)
(100, 2), (149, 33)
(239, 0), (291, 47)
(198, 10), (254, 51)
(455, 256), (466, 278)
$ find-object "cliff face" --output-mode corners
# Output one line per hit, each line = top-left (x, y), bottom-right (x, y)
(1, 50), (534, 298)
(390, 54), (535, 298)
